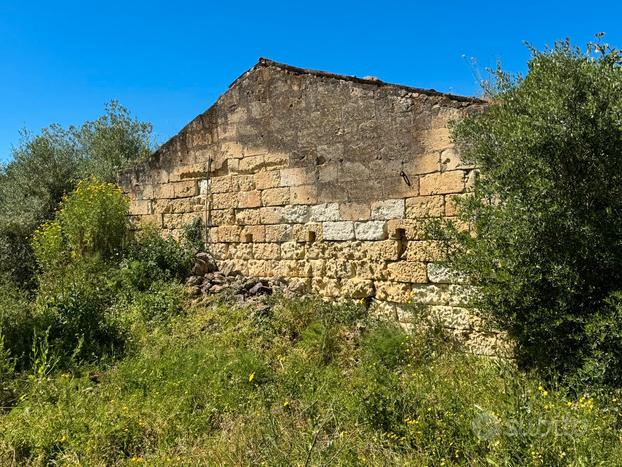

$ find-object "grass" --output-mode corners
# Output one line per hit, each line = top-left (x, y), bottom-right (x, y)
(1, 293), (621, 465)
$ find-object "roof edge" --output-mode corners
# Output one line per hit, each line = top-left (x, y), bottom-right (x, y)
(228, 57), (485, 104)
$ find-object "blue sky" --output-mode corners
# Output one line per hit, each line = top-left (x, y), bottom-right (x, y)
(1, 1), (620, 162)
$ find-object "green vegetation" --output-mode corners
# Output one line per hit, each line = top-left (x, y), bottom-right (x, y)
(442, 38), (622, 388)
(0, 102), (152, 288)
(1, 295), (621, 465)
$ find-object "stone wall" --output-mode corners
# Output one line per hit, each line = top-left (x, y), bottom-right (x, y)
(119, 59), (503, 354)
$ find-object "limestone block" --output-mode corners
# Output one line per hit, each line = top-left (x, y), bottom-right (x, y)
(210, 176), (238, 193)
(281, 241), (306, 260)
(386, 219), (423, 240)
(259, 207), (284, 224)
(231, 243), (254, 260)
(309, 259), (326, 276)
(240, 225), (265, 243)
(363, 241), (399, 261)
(235, 208), (261, 225)
(309, 203), (340, 222)
(265, 224), (292, 242)
(339, 161), (369, 181)
(325, 258), (356, 279)
(264, 153), (289, 169)
(428, 306), (481, 330)
(411, 284), (448, 305)
(375, 281), (413, 302)
(293, 223), (323, 243)
(405, 240), (444, 262)
(281, 205), (310, 224)
(420, 171), (465, 196)
(215, 225), (241, 243)
(354, 221), (387, 240)
(323, 221), (355, 241)
(290, 185), (318, 205)
(254, 170), (281, 190)
(173, 181), (199, 198)
(208, 243), (229, 260)
(340, 202), (370, 221)
(262, 187), (290, 206)
(253, 243), (281, 260)
(386, 261), (427, 283)
(405, 196), (444, 218)
(371, 199), (405, 220)
(236, 175), (256, 192)
(382, 176), (419, 199)
(280, 167), (316, 187)
(129, 200), (152, 216)
(318, 163), (339, 183)
(405, 153), (440, 175)
(341, 278), (374, 299)
(239, 155), (265, 174)
(311, 277), (342, 297)
(421, 127), (452, 152)
(427, 263), (466, 284)
(238, 190), (262, 208)
(212, 192), (239, 209)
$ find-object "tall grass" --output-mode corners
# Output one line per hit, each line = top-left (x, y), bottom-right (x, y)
(1, 294), (620, 465)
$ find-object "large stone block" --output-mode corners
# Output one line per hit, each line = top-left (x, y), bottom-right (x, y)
(340, 202), (370, 221)
(290, 185), (318, 205)
(309, 203), (341, 222)
(212, 192), (239, 209)
(371, 199), (405, 220)
(238, 190), (262, 208)
(281, 205), (310, 223)
(405, 195), (444, 218)
(253, 243), (281, 260)
(419, 171), (465, 195)
(235, 208), (261, 225)
(265, 224), (292, 242)
(211, 176), (238, 193)
(322, 221), (355, 241)
(280, 167), (316, 187)
(354, 221), (387, 240)
(240, 225), (265, 243)
(254, 170), (281, 189)
(386, 261), (427, 283)
(262, 187), (290, 206)
(427, 263), (465, 284)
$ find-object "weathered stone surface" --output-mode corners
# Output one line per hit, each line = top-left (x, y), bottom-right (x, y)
(427, 262), (465, 284)
(420, 171), (465, 195)
(309, 203), (341, 222)
(354, 221), (387, 240)
(370, 199), (405, 220)
(323, 222), (355, 241)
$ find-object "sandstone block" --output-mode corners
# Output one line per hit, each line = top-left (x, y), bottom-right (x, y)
(375, 281), (413, 302)
(290, 185), (318, 205)
(354, 221), (387, 240)
(281, 241), (306, 260)
(231, 243), (253, 260)
(444, 194), (466, 216)
(211, 176), (238, 193)
(281, 205), (310, 223)
(254, 170), (281, 189)
(318, 163), (338, 183)
(238, 190), (262, 208)
(236, 175), (256, 191)
(340, 202), (370, 221)
(239, 155), (265, 174)
(235, 208), (261, 225)
(420, 171), (465, 196)
(264, 153), (289, 169)
(240, 225), (265, 243)
(405, 240), (444, 262)
(253, 243), (281, 260)
(322, 221), (355, 241)
(363, 241), (399, 261)
(382, 176), (419, 199)
(406, 153), (440, 174)
(215, 225), (241, 243)
(259, 207), (283, 224)
(427, 263), (465, 284)
(405, 196), (444, 218)
(309, 203), (341, 222)
(386, 261), (427, 283)
(262, 187), (290, 206)
(265, 224), (292, 242)
(386, 219), (422, 240)
(292, 223), (322, 243)
(212, 192), (239, 209)
(371, 199), (405, 220)
(280, 167), (315, 187)
(411, 284), (448, 305)
(341, 278), (374, 299)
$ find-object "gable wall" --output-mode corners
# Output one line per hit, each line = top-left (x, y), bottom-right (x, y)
(119, 64), (503, 354)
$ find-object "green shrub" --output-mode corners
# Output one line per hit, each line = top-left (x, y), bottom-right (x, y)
(121, 226), (194, 288)
(33, 178), (129, 267)
(444, 38), (622, 387)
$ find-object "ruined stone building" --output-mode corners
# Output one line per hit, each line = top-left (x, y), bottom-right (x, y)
(119, 58), (502, 353)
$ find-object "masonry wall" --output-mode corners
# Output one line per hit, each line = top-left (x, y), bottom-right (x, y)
(119, 61), (504, 354)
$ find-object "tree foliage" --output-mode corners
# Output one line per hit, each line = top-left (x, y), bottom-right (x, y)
(0, 102), (152, 287)
(446, 38), (622, 386)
